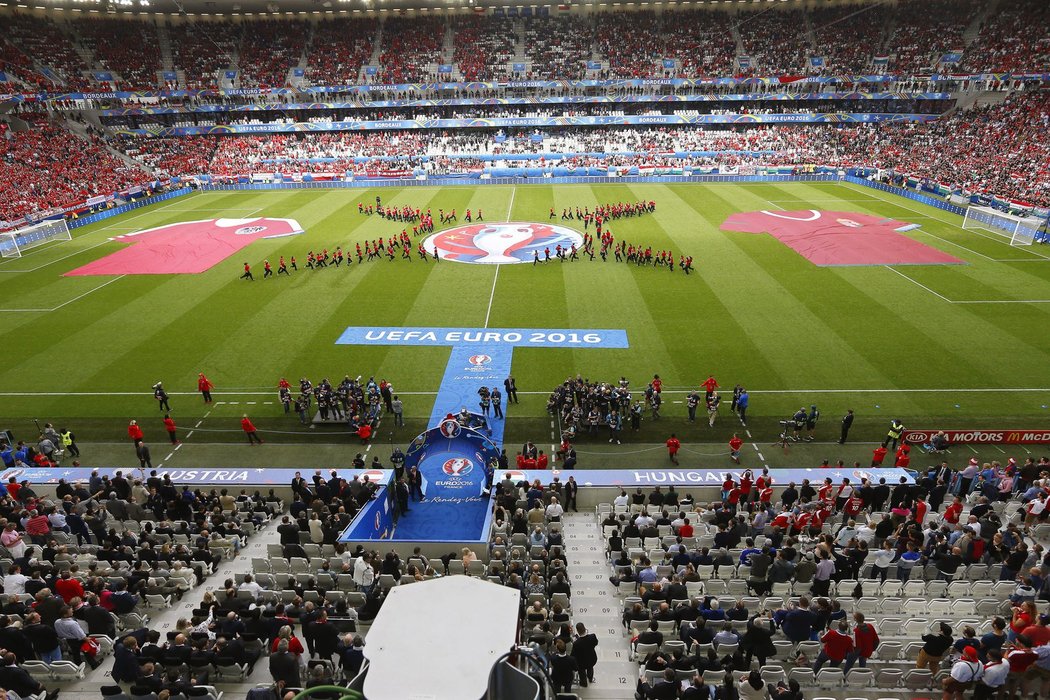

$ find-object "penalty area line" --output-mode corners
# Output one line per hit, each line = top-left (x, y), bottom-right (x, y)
(883, 265), (952, 303)
(0, 275), (126, 313)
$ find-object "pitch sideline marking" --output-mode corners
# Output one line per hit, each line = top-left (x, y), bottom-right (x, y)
(0, 274), (126, 312)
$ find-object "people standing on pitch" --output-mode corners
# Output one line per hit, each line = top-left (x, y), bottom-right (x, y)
(730, 384), (743, 414)
(839, 409), (854, 444)
(241, 262), (253, 280)
(607, 410), (622, 445)
(391, 395), (404, 427)
(702, 375), (719, 398)
(137, 441), (152, 469)
(408, 466), (424, 501)
(395, 478), (410, 516)
(666, 433), (680, 465)
(806, 405), (820, 442)
(263, 259), (272, 278)
(479, 387), (491, 418)
(153, 382), (171, 412)
(491, 387), (503, 419)
(197, 373), (214, 404)
(706, 391), (721, 427)
(791, 407), (808, 441)
(242, 414), (263, 445)
(59, 427), (79, 458)
(886, 418), (905, 451)
(128, 420), (144, 447)
(504, 376), (519, 404)
(163, 414), (179, 445)
(630, 400), (643, 430)
(736, 388), (749, 426)
(729, 434), (743, 464)
(277, 256), (289, 275)
(687, 391), (700, 423)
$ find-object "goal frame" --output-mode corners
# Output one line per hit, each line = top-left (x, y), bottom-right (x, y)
(962, 205), (1036, 247)
(0, 218), (72, 258)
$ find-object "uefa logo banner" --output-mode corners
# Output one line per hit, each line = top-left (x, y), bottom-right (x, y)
(423, 222), (584, 264)
(442, 458), (474, 477)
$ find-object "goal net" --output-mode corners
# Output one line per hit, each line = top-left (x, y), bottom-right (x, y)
(962, 205), (1042, 246)
(0, 218), (72, 258)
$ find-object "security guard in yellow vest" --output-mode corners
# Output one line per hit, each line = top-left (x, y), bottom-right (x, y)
(60, 428), (79, 458)
(886, 419), (905, 452)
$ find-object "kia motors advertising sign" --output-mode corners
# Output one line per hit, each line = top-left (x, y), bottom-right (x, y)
(904, 429), (1050, 445)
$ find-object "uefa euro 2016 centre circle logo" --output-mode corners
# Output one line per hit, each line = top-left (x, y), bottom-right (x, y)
(442, 458), (474, 476)
(423, 223), (584, 264)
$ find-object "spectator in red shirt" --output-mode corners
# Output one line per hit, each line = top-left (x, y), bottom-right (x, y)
(1020, 614), (1050, 648)
(7, 477), (22, 501)
(844, 612), (880, 673)
(871, 444), (888, 466)
(813, 619), (854, 671)
(944, 498), (964, 526)
(721, 475), (736, 501)
(54, 570), (85, 603)
(895, 444), (911, 468)
(25, 510), (51, 544)
(241, 415), (263, 445)
(678, 519), (694, 538)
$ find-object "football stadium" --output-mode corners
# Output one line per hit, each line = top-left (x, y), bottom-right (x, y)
(0, 1), (1048, 699)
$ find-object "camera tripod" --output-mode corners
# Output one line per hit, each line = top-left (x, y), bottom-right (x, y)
(772, 420), (797, 450)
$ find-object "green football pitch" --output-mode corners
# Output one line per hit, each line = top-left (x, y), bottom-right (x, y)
(1, 180), (1048, 471)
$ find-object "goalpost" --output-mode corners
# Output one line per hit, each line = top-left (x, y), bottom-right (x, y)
(0, 218), (72, 258)
(962, 205), (1043, 247)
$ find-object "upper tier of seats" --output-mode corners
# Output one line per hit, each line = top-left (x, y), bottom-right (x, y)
(0, 0), (1047, 93)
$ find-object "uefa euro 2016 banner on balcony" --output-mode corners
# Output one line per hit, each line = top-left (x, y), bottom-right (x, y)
(113, 113), (940, 138)
(27, 72), (1050, 103)
(95, 92), (954, 117)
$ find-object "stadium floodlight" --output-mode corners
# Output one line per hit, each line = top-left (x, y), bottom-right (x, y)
(962, 205), (1041, 247)
(0, 219), (72, 259)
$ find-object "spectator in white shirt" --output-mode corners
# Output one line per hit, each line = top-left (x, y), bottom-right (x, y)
(872, 541), (897, 582)
(613, 490), (629, 507)
(856, 521), (876, 544)
(2, 565), (27, 596)
(237, 573), (263, 599)
(545, 497), (564, 521)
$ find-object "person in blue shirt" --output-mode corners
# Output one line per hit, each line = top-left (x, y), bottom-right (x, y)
(739, 538), (761, 566)
(0, 443), (13, 468)
(780, 597), (819, 643)
(700, 598), (726, 622)
(736, 389), (749, 425)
